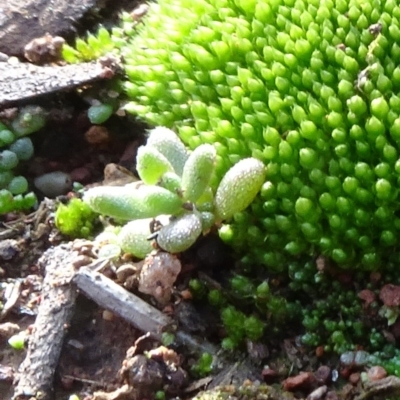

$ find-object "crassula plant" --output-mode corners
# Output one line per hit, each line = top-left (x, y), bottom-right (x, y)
(83, 127), (265, 258)
(0, 106), (45, 214)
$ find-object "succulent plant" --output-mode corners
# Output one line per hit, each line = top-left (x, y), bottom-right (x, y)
(0, 106), (46, 214)
(87, 103), (114, 124)
(82, 127), (265, 257)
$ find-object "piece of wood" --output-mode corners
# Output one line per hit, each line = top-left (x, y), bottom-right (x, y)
(13, 244), (78, 400)
(73, 268), (218, 355)
(0, 60), (113, 108)
(73, 267), (173, 341)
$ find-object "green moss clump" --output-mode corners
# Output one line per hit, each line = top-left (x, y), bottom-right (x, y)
(62, 26), (121, 63)
(192, 382), (295, 400)
(191, 352), (214, 377)
(55, 197), (97, 238)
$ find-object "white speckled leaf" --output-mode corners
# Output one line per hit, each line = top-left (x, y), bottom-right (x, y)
(139, 186), (183, 217)
(83, 185), (183, 220)
(147, 127), (188, 175)
(214, 158), (266, 220)
(83, 186), (146, 220)
(159, 171), (182, 194)
(118, 219), (154, 259)
(181, 144), (216, 203)
(157, 212), (202, 253)
(136, 145), (174, 185)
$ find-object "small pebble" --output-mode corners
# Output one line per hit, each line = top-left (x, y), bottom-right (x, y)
(24, 33), (65, 64)
(84, 125), (110, 145)
(314, 365), (331, 385)
(131, 3), (149, 21)
(367, 366), (387, 381)
(262, 367), (278, 384)
(138, 251), (181, 305)
(180, 289), (192, 300)
(349, 372), (360, 385)
(34, 171), (72, 197)
(71, 255), (92, 269)
(0, 322), (20, 338)
(315, 345), (324, 358)
(0, 239), (19, 260)
(102, 310), (114, 321)
(116, 264), (137, 282)
(282, 372), (315, 391)
(70, 166), (92, 184)
(72, 239), (94, 255)
(307, 385), (327, 400)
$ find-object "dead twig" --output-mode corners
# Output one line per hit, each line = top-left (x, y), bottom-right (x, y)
(73, 267), (171, 340)
(13, 243), (78, 400)
(73, 267), (218, 355)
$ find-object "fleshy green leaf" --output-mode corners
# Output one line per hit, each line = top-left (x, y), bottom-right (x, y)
(147, 127), (189, 175)
(181, 144), (216, 202)
(83, 184), (183, 220)
(158, 172), (182, 194)
(136, 146), (174, 185)
(157, 212), (202, 253)
(214, 158), (266, 220)
(118, 219), (154, 258)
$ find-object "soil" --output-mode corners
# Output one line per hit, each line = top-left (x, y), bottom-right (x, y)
(1, 1), (400, 400)
(0, 0), (137, 57)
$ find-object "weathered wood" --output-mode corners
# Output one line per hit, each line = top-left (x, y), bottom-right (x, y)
(73, 267), (173, 341)
(13, 244), (78, 400)
(0, 60), (112, 108)
(73, 268), (218, 355)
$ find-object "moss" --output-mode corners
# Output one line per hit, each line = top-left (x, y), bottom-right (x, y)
(63, 0), (400, 367)
(110, 0), (400, 272)
(55, 197), (96, 238)
(192, 382), (295, 400)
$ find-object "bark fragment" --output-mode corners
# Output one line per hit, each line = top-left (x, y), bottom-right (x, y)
(0, 59), (116, 108)
(12, 244), (78, 400)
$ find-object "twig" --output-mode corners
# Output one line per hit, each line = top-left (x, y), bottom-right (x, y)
(13, 244), (78, 400)
(73, 268), (218, 355)
(62, 375), (105, 386)
(73, 267), (171, 340)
